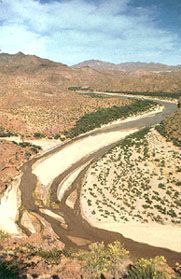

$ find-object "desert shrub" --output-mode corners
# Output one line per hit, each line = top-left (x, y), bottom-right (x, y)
(107, 241), (129, 279)
(24, 151), (31, 159)
(68, 86), (83, 91)
(167, 209), (177, 218)
(75, 242), (109, 279)
(175, 199), (181, 207)
(81, 93), (111, 99)
(53, 133), (60, 139)
(0, 127), (15, 137)
(158, 183), (166, 189)
(156, 123), (181, 147)
(74, 241), (129, 279)
(126, 256), (178, 279)
(13, 141), (41, 154)
(18, 142), (41, 150)
(62, 248), (75, 258)
(33, 132), (45, 139)
(0, 230), (9, 241)
(0, 259), (19, 279)
(37, 248), (62, 264)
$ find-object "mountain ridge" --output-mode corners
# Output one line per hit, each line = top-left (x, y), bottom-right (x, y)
(72, 59), (180, 72)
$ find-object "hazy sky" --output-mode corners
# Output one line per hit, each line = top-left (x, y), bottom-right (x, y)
(0, 0), (180, 65)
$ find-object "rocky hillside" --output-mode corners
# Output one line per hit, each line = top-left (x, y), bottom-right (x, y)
(0, 52), (180, 137)
(72, 59), (181, 93)
(117, 62), (180, 72)
(0, 52), (181, 97)
(0, 139), (40, 197)
(162, 110), (181, 144)
(0, 52), (135, 136)
(0, 91), (131, 137)
(0, 236), (180, 279)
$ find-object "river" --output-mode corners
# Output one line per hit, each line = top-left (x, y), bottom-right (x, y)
(18, 95), (180, 265)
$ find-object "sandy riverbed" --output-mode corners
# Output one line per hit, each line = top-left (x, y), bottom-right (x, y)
(81, 216), (181, 252)
(32, 105), (164, 187)
(57, 162), (91, 202)
(0, 176), (22, 234)
(0, 136), (62, 152)
(0, 105), (162, 236)
(80, 128), (181, 253)
(32, 129), (137, 187)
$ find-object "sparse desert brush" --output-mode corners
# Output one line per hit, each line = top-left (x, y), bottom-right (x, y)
(74, 241), (129, 279)
(36, 247), (62, 264)
(126, 256), (178, 279)
(82, 126), (181, 225)
(0, 259), (19, 279)
(156, 112), (181, 147)
(33, 132), (46, 139)
(0, 126), (17, 137)
(0, 230), (9, 241)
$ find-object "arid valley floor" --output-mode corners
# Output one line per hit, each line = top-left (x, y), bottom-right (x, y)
(0, 53), (181, 279)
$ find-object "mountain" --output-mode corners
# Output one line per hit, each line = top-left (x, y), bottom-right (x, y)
(0, 52), (68, 73)
(0, 52), (181, 136)
(72, 59), (122, 71)
(117, 62), (177, 72)
(73, 60), (179, 73)
(0, 52), (131, 136)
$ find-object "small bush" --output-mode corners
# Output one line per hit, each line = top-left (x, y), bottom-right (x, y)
(37, 248), (62, 264)
(0, 230), (9, 241)
(158, 183), (166, 190)
(33, 132), (45, 139)
(156, 123), (181, 147)
(0, 127), (15, 137)
(0, 259), (19, 279)
(126, 256), (177, 279)
(74, 241), (129, 279)
(24, 151), (31, 159)
(53, 133), (60, 139)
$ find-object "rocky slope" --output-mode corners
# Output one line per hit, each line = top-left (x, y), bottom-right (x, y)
(162, 110), (181, 144)
(0, 140), (39, 198)
(0, 52), (181, 137)
(0, 236), (180, 279)
(0, 52), (134, 136)
(72, 59), (181, 94)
